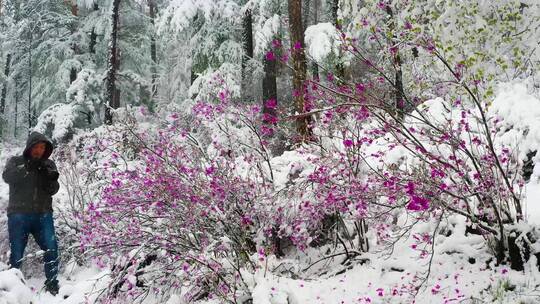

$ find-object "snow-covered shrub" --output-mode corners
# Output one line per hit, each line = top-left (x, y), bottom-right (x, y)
(289, 0), (540, 265)
(33, 103), (80, 143)
(33, 67), (104, 143)
(66, 1), (540, 303)
(72, 98), (281, 302)
(52, 107), (155, 266)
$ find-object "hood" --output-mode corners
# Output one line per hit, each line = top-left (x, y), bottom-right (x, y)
(23, 131), (54, 160)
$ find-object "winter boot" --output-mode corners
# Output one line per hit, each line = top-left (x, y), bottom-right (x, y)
(45, 279), (59, 296)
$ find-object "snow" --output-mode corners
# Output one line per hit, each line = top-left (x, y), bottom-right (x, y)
(189, 214), (540, 304)
(525, 165), (540, 225)
(0, 268), (33, 304)
(487, 81), (540, 224)
(160, 0), (239, 33)
(489, 82), (540, 157)
(269, 150), (315, 191)
(33, 103), (77, 142)
(189, 62), (241, 99)
(254, 14), (281, 57)
(304, 23), (342, 63)
(76, 0), (97, 10)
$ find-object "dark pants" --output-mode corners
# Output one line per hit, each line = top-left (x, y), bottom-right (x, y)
(8, 213), (59, 285)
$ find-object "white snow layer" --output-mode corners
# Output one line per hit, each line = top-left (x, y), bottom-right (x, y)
(489, 81), (540, 160)
(304, 23), (341, 63)
(33, 103), (76, 142)
(488, 82), (540, 225)
(0, 268), (33, 304)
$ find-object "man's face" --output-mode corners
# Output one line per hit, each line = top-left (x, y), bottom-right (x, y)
(30, 142), (46, 159)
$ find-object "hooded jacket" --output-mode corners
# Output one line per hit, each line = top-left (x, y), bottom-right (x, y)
(2, 132), (60, 214)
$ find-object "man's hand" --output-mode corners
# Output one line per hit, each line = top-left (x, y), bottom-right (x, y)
(39, 160), (60, 181)
(3, 157), (29, 184)
(26, 159), (42, 172)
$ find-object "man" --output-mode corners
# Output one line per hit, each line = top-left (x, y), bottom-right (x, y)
(2, 131), (60, 295)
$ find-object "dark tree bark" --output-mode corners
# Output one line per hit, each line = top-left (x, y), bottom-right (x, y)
(67, 0), (78, 84)
(0, 53), (10, 115)
(14, 77), (18, 137)
(330, 0), (338, 26)
(262, 44), (277, 116)
(303, 0), (310, 30)
(64, 0), (78, 16)
(308, 0), (320, 79)
(27, 32), (33, 130)
(331, 0), (345, 81)
(105, 0), (121, 125)
(0, 53), (10, 137)
(241, 8), (254, 102)
(386, 6), (405, 119)
(394, 53), (404, 117)
(89, 3), (99, 54)
(242, 9), (254, 69)
(149, 0), (158, 97)
(288, 0), (311, 141)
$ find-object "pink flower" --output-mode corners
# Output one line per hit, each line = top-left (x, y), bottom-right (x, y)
(407, 196), (429, 211)
(405, 181), (415, 195)
(260, 125), (274, 136)
(343, 139), (354, 148)
(404, 21), (413, 30)
(205, 166), (216, 176)
(265, 98), (277, 109)
(262, 113), (278, 124)
(266, 51), (276, 61)
(355, 83), (366, 93)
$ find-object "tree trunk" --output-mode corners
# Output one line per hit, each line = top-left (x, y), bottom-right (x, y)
(27, 32), (32, 130)
(1, 53), (10, 115)
(394, 53), (404, 118)
(0, 53), (10, 137)
(241, 8), (254, 102)
(386, 6), (405, 119)
(105, 0), (121, 125)
(330, 0), (338, 26)
(303, 0), (310, 31)
(64, 0), (78, 16)
(288, 0), (311, 141)
(262, 43), (277, 117)
(148, 0), (157, 97)
(89, 3), (99, 54)
(14, 77), (18, 138)
(242, 9), (253, 69)
(309, 0), (320, 79)
(68, 0), (78, 84)
(331, 0), (345, 81)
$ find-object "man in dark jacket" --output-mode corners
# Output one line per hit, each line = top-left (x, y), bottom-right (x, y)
(2, 131), (60, 295)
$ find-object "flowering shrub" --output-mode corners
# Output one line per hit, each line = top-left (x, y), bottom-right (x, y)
(77, 98), (288, 302)
(76, 1), (540, 303)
